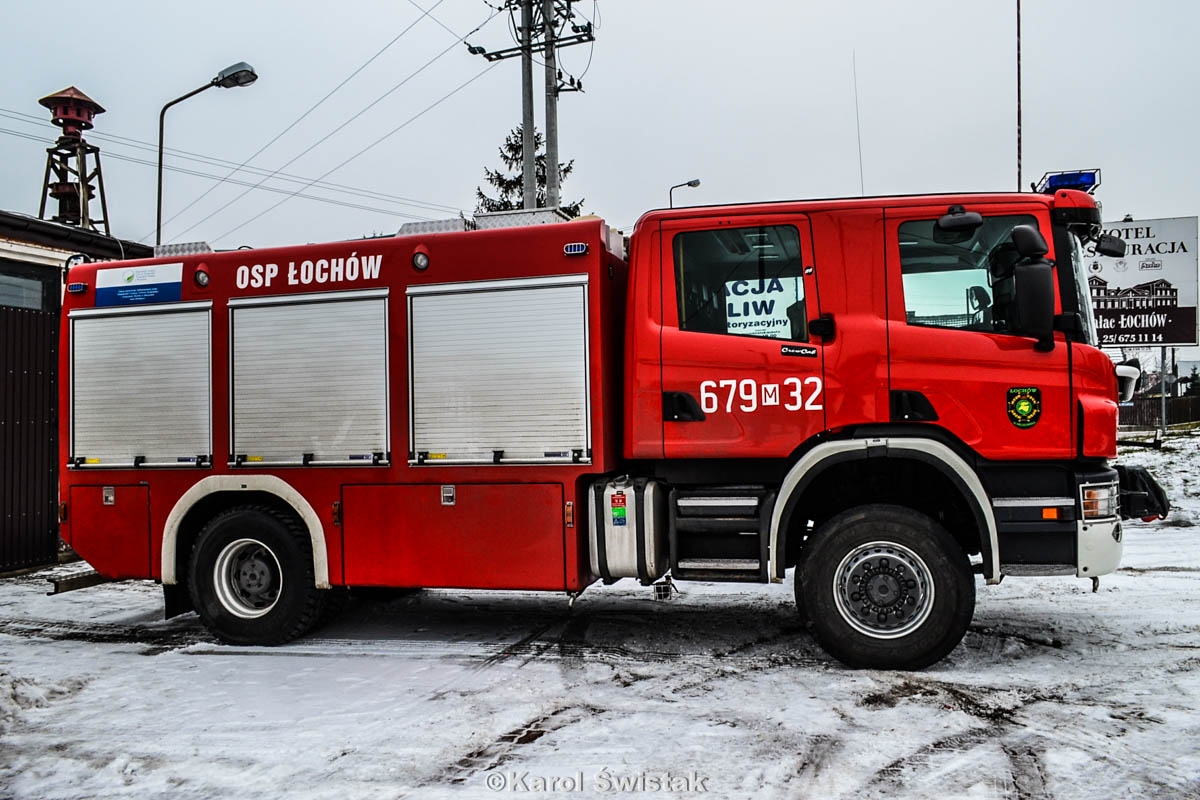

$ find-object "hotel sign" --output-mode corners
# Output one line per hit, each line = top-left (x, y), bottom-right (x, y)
(1086, 216), (1198, 347)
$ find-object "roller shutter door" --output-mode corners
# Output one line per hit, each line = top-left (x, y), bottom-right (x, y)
(229, 289), (389, 466)
(70, 302), (212, 467)
(408, 275), (590, 465)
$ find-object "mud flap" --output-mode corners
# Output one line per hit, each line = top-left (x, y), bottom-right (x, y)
(1115, 464), (1170, 520)
(163, 583), (194, 619)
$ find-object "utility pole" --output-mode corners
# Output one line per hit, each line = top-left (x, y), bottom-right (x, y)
(521, 0), (536, 209)
(542, 0), (560, 208)
(469, 1), (594, 210)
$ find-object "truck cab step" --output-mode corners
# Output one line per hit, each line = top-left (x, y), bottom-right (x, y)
(669, 486), (776, 582)
(676, 558), (761, 570)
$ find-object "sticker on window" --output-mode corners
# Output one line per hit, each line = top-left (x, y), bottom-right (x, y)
(723, 277), (803, 338)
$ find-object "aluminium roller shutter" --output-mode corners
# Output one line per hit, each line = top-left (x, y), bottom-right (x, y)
(229, 289), (389, 466)
(408, 275), (590, 465)
(70, 302), (212, 467)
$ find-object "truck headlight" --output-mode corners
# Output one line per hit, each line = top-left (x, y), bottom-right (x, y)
(1081, 482), (1120, 520)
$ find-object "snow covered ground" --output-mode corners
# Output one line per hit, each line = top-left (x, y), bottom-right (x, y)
(2, 437), (1198, 799)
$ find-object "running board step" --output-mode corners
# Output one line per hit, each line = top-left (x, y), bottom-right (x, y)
(46, 570), (111, 595)
(676, 559), (761, 570)
(673, 518), (760, 534)
(669, 486), (776, 583)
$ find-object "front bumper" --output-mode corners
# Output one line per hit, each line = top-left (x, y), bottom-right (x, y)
(992, 466), (1129, 579)
(1077, 516), (1122, 578)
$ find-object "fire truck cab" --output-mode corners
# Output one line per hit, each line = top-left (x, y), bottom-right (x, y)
(58, 192), (1167, 669)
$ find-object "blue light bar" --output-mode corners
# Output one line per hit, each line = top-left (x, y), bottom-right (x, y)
(1037, 169), (1101, 194)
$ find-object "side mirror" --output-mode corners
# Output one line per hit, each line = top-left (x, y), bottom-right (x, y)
(1095, 233), (1126, 258)
(1010, 225), (1049, 259)
(1012, 260), (1055, 351)
(1115, 362), (1140, 403)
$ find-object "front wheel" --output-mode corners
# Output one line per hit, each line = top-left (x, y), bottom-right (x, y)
(188, 505), (324, 645)
(797, 504), (975, 669)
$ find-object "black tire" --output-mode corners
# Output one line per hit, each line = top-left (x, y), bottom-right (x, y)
(797, 504), (975, 670)
(188, 505), (324, 646)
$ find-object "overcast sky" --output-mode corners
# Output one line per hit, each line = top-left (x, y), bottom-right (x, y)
(2, 0), (1197, 256)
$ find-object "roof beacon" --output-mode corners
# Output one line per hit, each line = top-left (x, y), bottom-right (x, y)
(1036, 169), (1101, 195)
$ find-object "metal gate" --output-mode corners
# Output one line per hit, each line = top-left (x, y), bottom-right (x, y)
(1, 258), (59, 572)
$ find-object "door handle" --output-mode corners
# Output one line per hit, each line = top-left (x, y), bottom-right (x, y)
(663, 391), (706, 422)
(809, 315), (835, 342)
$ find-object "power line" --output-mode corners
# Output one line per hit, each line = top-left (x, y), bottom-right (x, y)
(213, 63), (500, 244)
(495, 0), (590, 85)
(113, 136), (463, 215)
(111, 153), (437, 220)
(157, 0), (451, 238)
(0, 114), (465, 217)
(407, 0), (463, 40)
(0, 127), (437, 221)
(170, 6), (501, 243)
(3, 5), (502, 243)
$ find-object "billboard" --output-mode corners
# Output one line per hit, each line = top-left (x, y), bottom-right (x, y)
(1086, 216), (1199, 347)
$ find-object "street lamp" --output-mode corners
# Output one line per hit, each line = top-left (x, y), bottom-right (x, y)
(156, 62), (258, 245)
(669, 178), (700, 208)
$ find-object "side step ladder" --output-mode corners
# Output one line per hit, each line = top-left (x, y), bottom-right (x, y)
(669, 486), (776, 582)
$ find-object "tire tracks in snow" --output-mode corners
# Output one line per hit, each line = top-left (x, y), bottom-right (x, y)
(0, 616), (207, 655)
(853, 661), (1199, 799)
(438, 704), (605, 786)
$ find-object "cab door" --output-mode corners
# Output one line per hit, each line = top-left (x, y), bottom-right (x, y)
(884, 203), (1073, 459)
(660, 214), (825, 459)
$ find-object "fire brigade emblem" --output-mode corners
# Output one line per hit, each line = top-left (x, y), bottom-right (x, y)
(1007, 387), (1042, 429)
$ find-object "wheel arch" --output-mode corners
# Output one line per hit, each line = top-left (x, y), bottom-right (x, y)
(162, 475), (330, 589)
(769, 437), (999, 584)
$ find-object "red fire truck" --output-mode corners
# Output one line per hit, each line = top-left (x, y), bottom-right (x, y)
(58, 188), (1167, 669)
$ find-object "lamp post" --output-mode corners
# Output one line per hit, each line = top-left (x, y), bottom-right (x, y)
(156, 62), (258, 245)
(669, 178), (700, 208)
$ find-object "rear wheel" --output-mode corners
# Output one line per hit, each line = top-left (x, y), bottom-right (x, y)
(189, 505), (324, 645)
(797, 504), (974, 669)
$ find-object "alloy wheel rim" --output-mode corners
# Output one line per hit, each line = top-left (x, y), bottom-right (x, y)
(213, 538), (282, 619)
(832, 540), (934, 639)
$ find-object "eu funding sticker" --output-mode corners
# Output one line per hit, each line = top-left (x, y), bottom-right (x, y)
(1086, 217), (1198, 347)
(95, 263), (183, 308)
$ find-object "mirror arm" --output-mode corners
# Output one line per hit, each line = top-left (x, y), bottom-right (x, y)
(1054, 312), (1081, 333)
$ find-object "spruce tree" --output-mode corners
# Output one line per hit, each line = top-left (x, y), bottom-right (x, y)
(476, 125), (582, 217)
(1185, 365), (1200, 397)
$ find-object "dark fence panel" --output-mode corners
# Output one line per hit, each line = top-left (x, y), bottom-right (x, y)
(1119, 395), (1200, 428)
(1, 260), (59, 572)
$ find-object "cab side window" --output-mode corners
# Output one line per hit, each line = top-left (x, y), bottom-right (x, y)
(899, 214), (1038, 334)
(673, 225), (808, 342)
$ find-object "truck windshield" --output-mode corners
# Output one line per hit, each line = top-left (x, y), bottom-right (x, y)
(1065, 231), (1100, 347)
